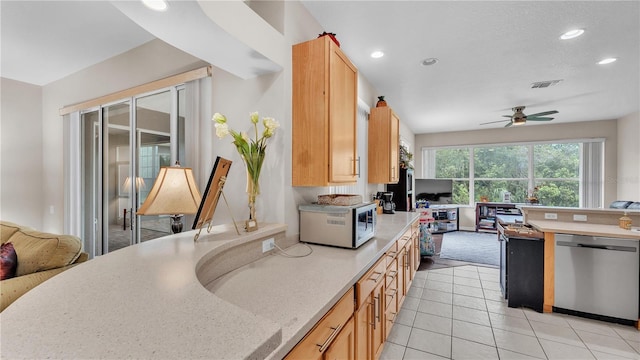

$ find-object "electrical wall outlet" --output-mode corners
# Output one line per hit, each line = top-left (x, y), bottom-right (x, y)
(544, 213), (558, 220)
(262, 238), (275, 253)
(573, 214), (588, 222)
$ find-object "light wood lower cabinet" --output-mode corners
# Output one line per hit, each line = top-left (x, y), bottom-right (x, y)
(285, 288), (355, 360)
(324, 316), (355, 360)
(289, 219), (421, 360)
(355, 255), (386, 360)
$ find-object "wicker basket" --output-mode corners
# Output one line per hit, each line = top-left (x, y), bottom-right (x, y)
(317, 194), (363, 206)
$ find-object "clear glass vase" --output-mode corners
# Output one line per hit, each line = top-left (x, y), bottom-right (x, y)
(245, 165), (260, 232)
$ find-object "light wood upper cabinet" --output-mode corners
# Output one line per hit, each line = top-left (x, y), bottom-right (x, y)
(368, 106), (400, 184)
(292, 36), (358, 186)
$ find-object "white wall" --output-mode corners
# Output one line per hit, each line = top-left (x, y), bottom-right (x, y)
(617, 111), (640, 201)
(0, 78), (44, 228)
(2, 2), (404, 241)
(415, 119), (620, 229)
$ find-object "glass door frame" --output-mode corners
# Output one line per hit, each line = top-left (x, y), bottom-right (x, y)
(81, 85), (184, 256)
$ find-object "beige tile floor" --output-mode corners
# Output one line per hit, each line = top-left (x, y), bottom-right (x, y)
(381, 265), (640, 360)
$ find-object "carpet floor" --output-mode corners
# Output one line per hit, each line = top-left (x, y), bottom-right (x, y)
(438, 231), (500, 266)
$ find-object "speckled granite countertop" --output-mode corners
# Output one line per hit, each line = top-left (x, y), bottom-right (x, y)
(0, 212), (419, 359)
(528, 220), (640, 240)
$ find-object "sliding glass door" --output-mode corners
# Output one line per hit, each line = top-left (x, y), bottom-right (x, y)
(81, 87), (185, 256)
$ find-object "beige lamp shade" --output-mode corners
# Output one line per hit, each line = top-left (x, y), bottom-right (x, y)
(137, 166), (202, 216)
(123, 176), (146, 193)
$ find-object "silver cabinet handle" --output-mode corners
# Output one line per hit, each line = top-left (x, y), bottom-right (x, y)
(374, 294), (380, 324)
(387, 270), (398, 280)
(387, 288), (398, 299)
(370, 300), (376, 329)
(316, 323), (343, 352)
(387, 312), (397, 323)
(369, 271), (383, 283)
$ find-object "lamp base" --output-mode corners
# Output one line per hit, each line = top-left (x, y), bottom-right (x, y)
(170, 215), (183, 233)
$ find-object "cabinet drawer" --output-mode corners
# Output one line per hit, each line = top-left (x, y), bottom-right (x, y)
(385, 258), (398, 288)
(396, 233), (410, 250)
(385, 296), (398, 338)
(285, 288), (355, 359)
(356, 257), (386, 308)
(385, 277), (398, 308)
(411, 219), (419, 236)
(384, 242), (398, 268)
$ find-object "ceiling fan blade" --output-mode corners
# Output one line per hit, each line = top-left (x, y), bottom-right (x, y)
(527, 110), (558, 117)
(480, 119), (510, 125)
(502, 115), (513, 118)
(504, 122), (513, 128)
(527, 117), (554, 121)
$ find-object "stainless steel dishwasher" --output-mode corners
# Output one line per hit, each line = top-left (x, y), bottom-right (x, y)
(554, 233), (639, 321)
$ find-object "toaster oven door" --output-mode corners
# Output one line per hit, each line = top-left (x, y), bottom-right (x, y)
(354, 204), (376, 248)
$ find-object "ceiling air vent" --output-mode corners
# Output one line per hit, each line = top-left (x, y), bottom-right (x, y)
(531, 79), (563, 89)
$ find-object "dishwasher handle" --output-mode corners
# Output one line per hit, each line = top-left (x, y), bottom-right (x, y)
(557, 240), (637, 252)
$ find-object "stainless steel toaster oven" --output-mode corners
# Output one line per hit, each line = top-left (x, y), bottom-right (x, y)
(299, 202), (376, 249)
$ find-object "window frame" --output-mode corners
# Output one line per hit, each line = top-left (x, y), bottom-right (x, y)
(422, 138), (604, 208)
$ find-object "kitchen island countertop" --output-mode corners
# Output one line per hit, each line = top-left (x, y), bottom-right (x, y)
(528, 220), (640, 240)
(0, 212), (419, 359)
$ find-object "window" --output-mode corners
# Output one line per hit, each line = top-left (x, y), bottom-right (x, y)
(423, 140), (602, 208)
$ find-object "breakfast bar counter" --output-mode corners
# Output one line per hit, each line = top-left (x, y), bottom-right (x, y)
(0, 212), (419, 359)
(526, 219), (640, 328)
(527, 219), (640, 240)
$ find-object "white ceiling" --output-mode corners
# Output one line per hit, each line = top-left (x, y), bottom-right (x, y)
(302, 1), (639, 133)
(1, 1), (638, 134)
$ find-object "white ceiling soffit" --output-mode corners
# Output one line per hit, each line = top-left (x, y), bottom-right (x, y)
(112, 1), (282, 80)
(0, 1), (155, 86)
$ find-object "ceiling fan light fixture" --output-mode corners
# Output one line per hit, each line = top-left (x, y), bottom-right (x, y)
(598, 57), (617, 65)
(142, 0), (168, 12)
(512, 118), (527, 126)
(370, 50), (384, 59)
(560, 29), (584, 40)
(421, 58), (438, 66)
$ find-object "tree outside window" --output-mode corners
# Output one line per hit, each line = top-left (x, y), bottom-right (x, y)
(425, 141), (585, 207)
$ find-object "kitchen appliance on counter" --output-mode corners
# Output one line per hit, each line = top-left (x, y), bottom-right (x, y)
(381, 192), (395, 214)
(554, 233), (639, 323)
(299, 202), (376, 249)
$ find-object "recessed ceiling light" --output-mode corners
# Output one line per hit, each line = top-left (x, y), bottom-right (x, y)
(142, 0), (168, 12)
(598, 57), (617, 65)
(560, 29), (584, 40)
(371, 51), (384, 59)
(421, 58), (438, 66)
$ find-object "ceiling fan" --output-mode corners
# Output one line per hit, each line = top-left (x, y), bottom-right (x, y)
(481, 106), (559, 127)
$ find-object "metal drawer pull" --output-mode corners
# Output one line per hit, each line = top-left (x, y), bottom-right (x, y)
(387, 288), (398, 298)
(316, 323), (343, 352)
(387, 270), (397, 279)
(369, 271), (383, 282)
(387, 251), (397, 258)
(374, 295), (380, 322)
(370, 300), (376, 329)
(388, 312), (397, 322)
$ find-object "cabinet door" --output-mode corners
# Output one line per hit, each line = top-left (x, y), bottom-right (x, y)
(389, 111), (399, 183)
(328, 41), (358, 183)
(292, 37), (357, 186)
(372, 281), (385, 359)
(354, 302), (371, 360)
(368, 107), (400, 184)
(324, 316), (355, 360)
